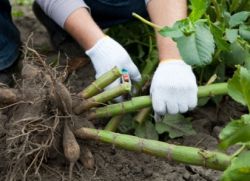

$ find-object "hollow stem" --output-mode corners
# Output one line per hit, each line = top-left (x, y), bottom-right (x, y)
(74, 83), (131, 114)
(79, 66), (121, 99)
(74, 128), (231, 171)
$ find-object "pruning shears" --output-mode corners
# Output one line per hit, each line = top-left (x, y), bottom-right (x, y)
(120, 68), (132, 99)
(121, 68), (131, 85)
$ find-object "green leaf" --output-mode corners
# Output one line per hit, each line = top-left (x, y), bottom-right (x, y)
(189, 0), (209, 22)
(198, 97), (210, 106)
(176, 23), (215, 66)
(155, 114), (196, 139)
(135, 120), (158, 140)
(239, 25), (250, 41)
(244, 55), (250, 71)
(225, 29), (238, 43)
(219, 115), (250, 149)
(228, 66), (250, 109)
(229, 11), (250, 28)
(209, 23), (230, 51)
(221, 151), (250, 181)
(175, 19), (196, 35)
(221, 42), (248, 66)
(118, 114), (135, 133)
(159, 26), (184, 38)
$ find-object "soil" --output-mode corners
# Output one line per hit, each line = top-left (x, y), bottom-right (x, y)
(0, 3), (246, 181)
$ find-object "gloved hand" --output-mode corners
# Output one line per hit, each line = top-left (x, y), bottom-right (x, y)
(150, 60), (198, 120)
(86, 36), (141, 101)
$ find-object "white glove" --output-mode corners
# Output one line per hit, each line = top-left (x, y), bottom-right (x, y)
(150, 60), (198, 118)
(86, 36), (141, 101)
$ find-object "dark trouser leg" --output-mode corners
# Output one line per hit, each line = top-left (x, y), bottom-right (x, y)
(84, 0), (148, 29)
(0, 0), (21, 71)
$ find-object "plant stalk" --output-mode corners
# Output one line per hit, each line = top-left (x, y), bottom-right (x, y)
(134, 108), (152, 124)
(74, 128), (231, 171)
(88, 83), (228, 119)
(105, 49), (158, 131)
(104, 115), (124, 131)
(74, 83), (131, 114)
(198, 82), (228, 98)
(211, 0), (222, 21)
(132, 13), (163, 30)
(133, 53), (158, 95)
(87, 96), (151, 120)
(79, 66), (121, 99)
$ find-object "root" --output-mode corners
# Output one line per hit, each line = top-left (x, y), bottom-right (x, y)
(0, 88), (19, 105)
(3, 42), (72, 180)
(79, 145), (95, 170)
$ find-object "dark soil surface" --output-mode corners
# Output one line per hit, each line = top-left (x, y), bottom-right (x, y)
(0, 3), (246, 181)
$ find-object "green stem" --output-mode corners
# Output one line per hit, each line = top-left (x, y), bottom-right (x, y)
(79, 66), (121, 99)
(89, 83), (228, 119)
(211, 0), (222, 21)
(133, 52), (159, 95)
(198, 82), (228, 97)
(104, 115), (124, 131)
(134, 108), (152, 124)
(230, 144), (246, 159)
(105, 49), (158, 131)
(74, 83), (131, 114)
(88, 96), (152, 120)
(132, 13), (163, 30)
(74, 128), (231, 171)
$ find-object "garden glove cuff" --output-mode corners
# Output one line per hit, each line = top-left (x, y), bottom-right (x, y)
(150, 60), (198, 119)
(85, 36), (141, 101)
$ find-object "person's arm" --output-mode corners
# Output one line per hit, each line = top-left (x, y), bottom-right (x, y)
(36, 0), (104, 49)
(64, 8), (105, 50)
(35, 0), (141, 101)
(64, 8), (141, 89)
(146, 0), (198, 118)
(146, 0), (187, 61)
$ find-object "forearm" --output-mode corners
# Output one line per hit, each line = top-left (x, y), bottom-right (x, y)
(64, 8), (105, 50)
(146, 0), (187, 61)
(36, 0), (104, 50)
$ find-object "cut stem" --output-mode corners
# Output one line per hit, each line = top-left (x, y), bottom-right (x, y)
(74, 128), (231, 171)
(79, 66), (121, 99)
(74, 83), (131, 114)
(134, 108), (152, 124)
(105, 115), (124, 131)
(105, 49), (158, 132)
(88, 83), (228, 119)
